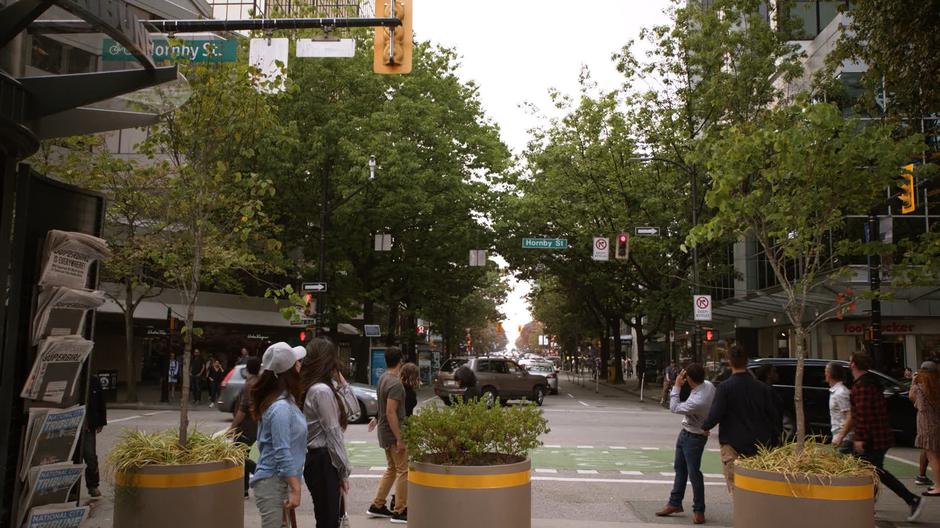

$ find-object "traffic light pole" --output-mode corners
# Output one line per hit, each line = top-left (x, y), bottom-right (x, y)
(317, 169), (329, 337)
(867, 213), (883, 368)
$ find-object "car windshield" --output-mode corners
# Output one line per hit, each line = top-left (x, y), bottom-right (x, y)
(440, 359), (469, 373)
(528, 364), (553, 373)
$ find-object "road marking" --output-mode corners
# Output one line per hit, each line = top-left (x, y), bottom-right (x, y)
(109, 415), (143, 423)
(706, 448), (720, 452)
(541, 409), (655, 415)
(641, 447), (659, 451)
(577, 470), (599, 475)
(660, 472), (675, 477)
(602, 451), (609, 454)
(620, 471), (643, 476)
(535, 469), (557, 474)
(886, 455), (919, 467)
(350, 440), (367, 445)
(704, 473), (724, 479)
(610, 446), (627, 450)
(578, 401), (590, 407)
(349, 474), (727, 486)
(567, 393), (575, 398)
(142, 411), (168, 417)
(576, 445), (594, 449)
(369, 466), (386, 472)
(544, 444), (562, 448)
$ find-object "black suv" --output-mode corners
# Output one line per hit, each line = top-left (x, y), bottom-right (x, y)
(746, 358), (916, 445)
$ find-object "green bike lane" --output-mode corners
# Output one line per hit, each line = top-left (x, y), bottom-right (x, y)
(347, 442), (919, 478)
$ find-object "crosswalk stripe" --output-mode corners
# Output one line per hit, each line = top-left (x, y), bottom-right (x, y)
(369, 467), (386, 472)
(704, 473), (724, 479)
(535, 468), (558, 474)
(620, 471), (642, 476)
(660, 472), (676, 477)
(577, 470), (599, 475)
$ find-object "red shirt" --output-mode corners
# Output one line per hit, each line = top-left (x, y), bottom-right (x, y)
(850, 372), (894, 451)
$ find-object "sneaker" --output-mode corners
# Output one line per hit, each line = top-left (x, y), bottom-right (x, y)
(366, 505), (394, 518)
(908, 497), (925, 522)
(391, 509), (407, 524)
(209, 403), (215, 408)
(87, 487), (101, 498)
(915, 475), (934, 486)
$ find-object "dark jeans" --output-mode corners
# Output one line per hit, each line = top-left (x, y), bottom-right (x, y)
(208, 379), (219, 403)
(304, 447), (342, 528)
(668, 429), (708, 513)
(859, 448), (916, 505)
(81, 428), (99, 489)
(191, 375), (202, 402)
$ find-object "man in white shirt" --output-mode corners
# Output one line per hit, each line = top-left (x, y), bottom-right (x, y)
(827, 362), (852, 454)
(656, 363), (716, 525)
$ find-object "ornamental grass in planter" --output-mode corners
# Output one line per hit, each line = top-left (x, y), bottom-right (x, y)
(108, 429), (247, 528)
(733, 439), (878, 528)
(402, 398), (549, 528)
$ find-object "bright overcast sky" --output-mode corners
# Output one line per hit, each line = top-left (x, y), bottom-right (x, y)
(413, 0), (672, 349)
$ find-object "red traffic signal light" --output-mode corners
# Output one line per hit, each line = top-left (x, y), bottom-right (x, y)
(299, 330), (306, 342)
(615, 232), (629, 259)
(704, 329), (718, 342)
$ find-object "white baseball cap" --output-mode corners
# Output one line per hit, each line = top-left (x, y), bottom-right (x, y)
(261, 342), (306, 374)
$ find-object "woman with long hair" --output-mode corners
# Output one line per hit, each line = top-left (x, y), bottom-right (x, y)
(300, 338), (359, 527)
(911, 361), (940, 497)
(400, 363), (419, 417)
(249, 342), (307, 528)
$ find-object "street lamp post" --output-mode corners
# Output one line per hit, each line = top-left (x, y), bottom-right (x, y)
(629, 156), (700, 363)
(309, 155), (376, 337)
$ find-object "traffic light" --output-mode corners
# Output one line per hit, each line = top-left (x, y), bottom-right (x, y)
(303, 293), (315, 317)
(704, 328), (718, 342)
(374, 0), (413, 74)
(614, 232), (629, 260)
(299, 330), (307, 342)
(899, 164), (916, 214)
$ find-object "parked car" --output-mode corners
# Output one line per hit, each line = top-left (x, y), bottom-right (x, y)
(746, 358), (916, 445)
(217, 364), (379, 423)
(432, 357), (550, 406)
(525, 362), (558, 394)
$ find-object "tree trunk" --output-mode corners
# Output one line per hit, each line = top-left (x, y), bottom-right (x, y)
(385, 302), (399, 346)
(794, 325), (807, 453)
(124, 281), (138, 402)
(635, 319), (646, 388)
(600, 324), (609, 381)
(179, 298), (195, 447)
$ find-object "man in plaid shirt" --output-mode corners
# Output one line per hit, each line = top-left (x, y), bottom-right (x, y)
(841, 352), (923, 522)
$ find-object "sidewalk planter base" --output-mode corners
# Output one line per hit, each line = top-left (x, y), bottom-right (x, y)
(114, 461), (244, 528)
(409, 458), (531, 528)
(733, 466), (874, 528)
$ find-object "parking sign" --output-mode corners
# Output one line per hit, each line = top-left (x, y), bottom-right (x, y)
(693, 294), (712, 321)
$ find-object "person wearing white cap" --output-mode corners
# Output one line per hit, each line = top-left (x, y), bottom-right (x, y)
(249, 342), (307, 528)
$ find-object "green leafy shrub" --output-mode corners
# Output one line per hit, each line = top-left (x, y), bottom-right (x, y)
(107, 428), (247, 473)
(402, 398), (549, 466)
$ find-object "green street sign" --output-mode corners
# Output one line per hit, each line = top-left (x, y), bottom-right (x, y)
(102, 38), (238, 63)
(522, 238), (568, 249)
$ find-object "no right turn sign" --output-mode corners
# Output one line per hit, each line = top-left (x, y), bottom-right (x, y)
(693, 294), (712, 321)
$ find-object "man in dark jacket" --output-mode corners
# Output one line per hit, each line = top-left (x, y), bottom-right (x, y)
(83, 374), (107, 497)
(702, 345), (780, 492)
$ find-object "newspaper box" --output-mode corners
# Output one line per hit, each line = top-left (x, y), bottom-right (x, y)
(97, 370), (117, 402)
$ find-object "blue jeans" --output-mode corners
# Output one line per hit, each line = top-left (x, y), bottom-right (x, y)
(668, 429), (708, 513)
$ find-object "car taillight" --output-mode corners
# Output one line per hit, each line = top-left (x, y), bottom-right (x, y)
(221, 368), (235, 388)
(547, 373), (556, 379)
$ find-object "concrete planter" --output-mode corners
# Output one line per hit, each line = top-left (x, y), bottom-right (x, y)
(409, 458), (531, 528)
(733, 466), (874, 528)
(114, 461), (244, 528)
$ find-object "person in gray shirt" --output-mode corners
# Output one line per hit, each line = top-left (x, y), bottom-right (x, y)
(656, 363), (716, 525)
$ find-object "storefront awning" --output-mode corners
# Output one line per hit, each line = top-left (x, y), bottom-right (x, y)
(98, 298), (296, 327)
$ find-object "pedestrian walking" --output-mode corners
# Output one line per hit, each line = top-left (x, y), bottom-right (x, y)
(167, 352), (180, 401)
(837, 352), (924, 521)
(454, 365), (482, 401)
(910, 361), (940, 496)
(401, 363), (420, 416)
(208, 359), (225, 408)
(300, 338), (359, 527)
(82, 374), (107, 498)
(190, 348), (206, 404)
(702, 345), (780, 491)
(228, 356), (261, 497)
(825, 362), (852, 454)
(249, 342), (307, 528)
(367, 347), (408, 524)
(237, 347), (251, 366)
(655, 363), (715, 525)
(661, 361), (678, 405)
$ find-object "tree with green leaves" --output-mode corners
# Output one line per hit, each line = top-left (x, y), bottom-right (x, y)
(141, 61), (291, 445)
(691, 100), (925, 449)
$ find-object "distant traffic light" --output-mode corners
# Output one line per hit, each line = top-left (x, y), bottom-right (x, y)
(704, 329), (718, 342)
(299, 330), (307, 342)
(303, 293), (315, 317)
(899, 164), (916, 214)
(615, 232), (629, 260)
(374, 0), (413, 74)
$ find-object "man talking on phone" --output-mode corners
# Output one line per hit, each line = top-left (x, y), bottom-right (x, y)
(655, 363), (715, 525)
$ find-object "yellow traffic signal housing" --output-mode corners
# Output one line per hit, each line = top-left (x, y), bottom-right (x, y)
(374, 0), (413, 74)
(899, 164), (916, 214)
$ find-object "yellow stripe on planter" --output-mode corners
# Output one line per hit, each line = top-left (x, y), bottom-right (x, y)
(116, 465), (243, 489)
(409, 469), (530, 490)
(735, 473), (874, 501)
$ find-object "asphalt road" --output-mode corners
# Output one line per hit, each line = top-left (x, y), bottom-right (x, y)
(80, 375), (939, 527)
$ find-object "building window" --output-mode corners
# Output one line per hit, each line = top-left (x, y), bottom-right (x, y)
(31, 35), (64, 74)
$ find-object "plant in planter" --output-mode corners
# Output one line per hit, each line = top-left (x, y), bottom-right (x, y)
(691, 100), (923, 526)
(402, 398), (549, 528)
(108, 429), (247, 528)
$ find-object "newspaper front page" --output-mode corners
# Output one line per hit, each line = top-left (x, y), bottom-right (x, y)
(19, 407), (85, 480)
(21, 337), (93, 404)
